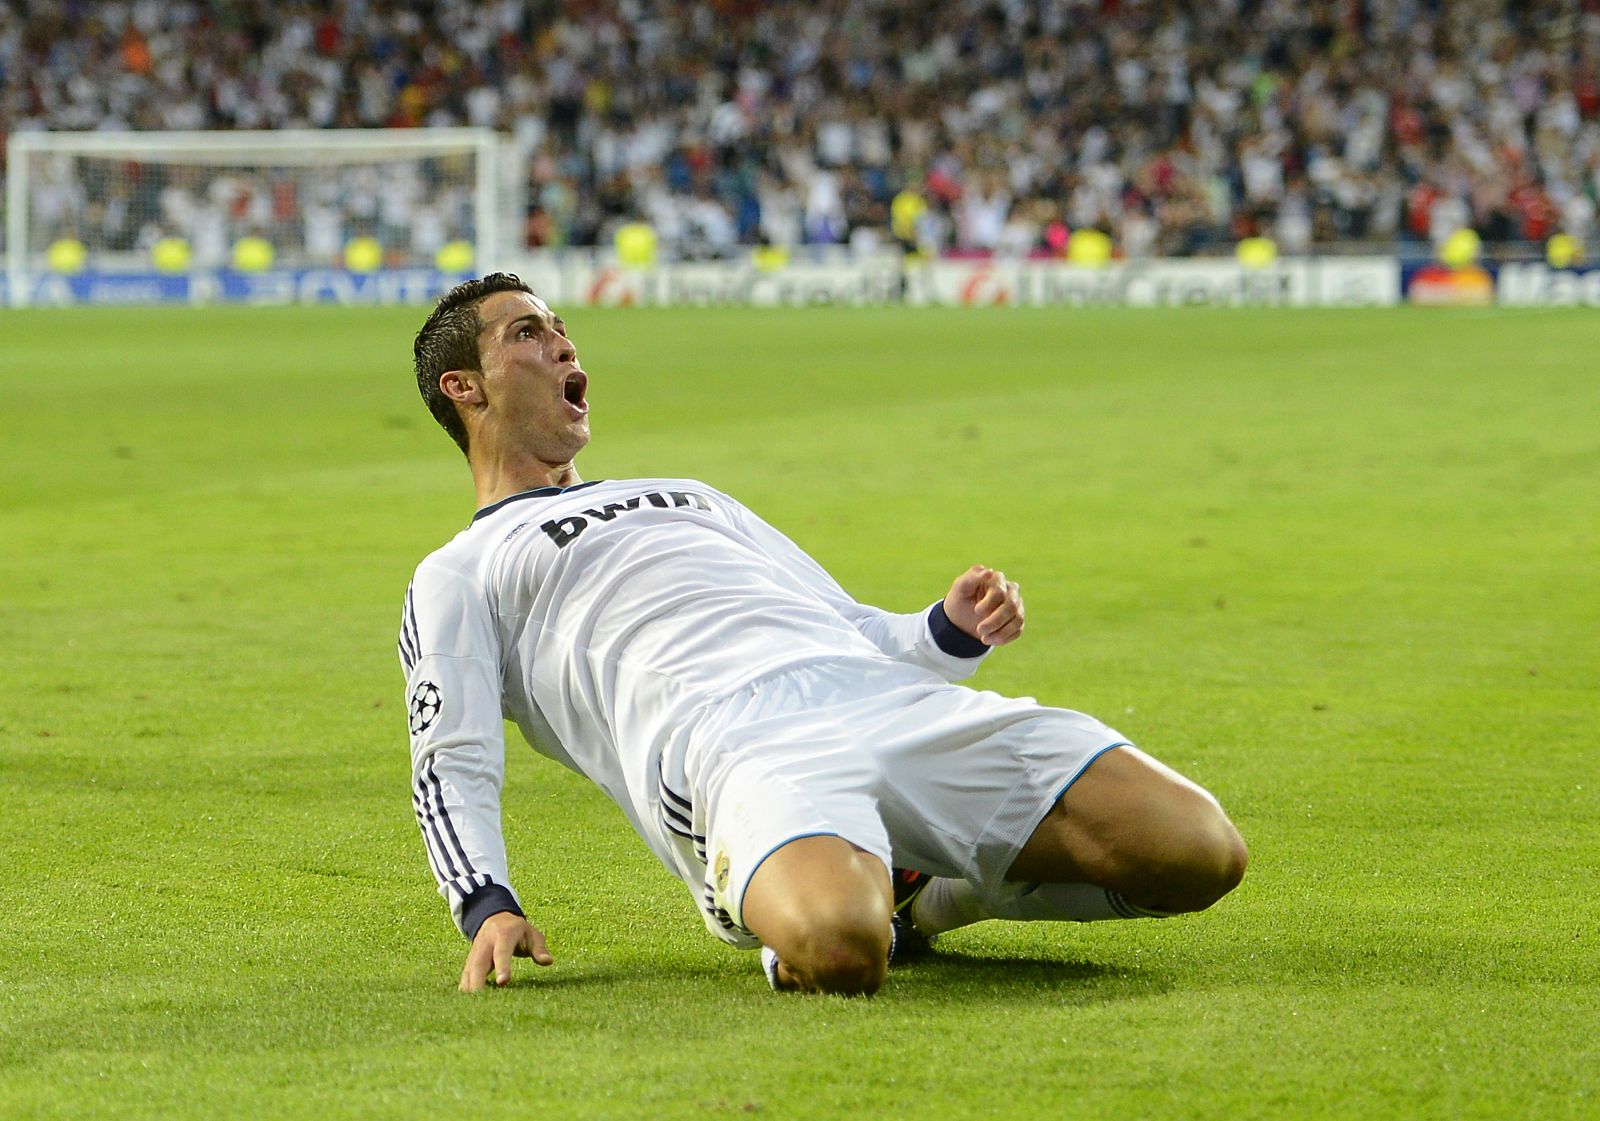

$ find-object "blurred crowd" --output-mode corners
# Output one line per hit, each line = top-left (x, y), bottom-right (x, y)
(3, 0), (1599, 261)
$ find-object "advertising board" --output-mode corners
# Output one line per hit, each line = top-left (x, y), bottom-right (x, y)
(5, 256), (1407, 308)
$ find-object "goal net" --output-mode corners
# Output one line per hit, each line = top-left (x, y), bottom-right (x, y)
(5, 128), (504, 305)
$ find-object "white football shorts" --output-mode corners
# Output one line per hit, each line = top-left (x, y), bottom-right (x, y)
(658, 656), (1129, 947)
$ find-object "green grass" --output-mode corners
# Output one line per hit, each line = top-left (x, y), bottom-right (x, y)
(1, 304), (1596, 1120)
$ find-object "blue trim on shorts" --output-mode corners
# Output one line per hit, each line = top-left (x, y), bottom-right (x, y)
(736, 830), (845, 928)
(1050, 741), (1131, 804)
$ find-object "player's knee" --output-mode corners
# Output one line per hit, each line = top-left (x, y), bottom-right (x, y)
(806, 937), (888, 995)
(1149, 805), (1248, 914)
(1191, 815), (1248, 907)
(788, 906), (891, 995)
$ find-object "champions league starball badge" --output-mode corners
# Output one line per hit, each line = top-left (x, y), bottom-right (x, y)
(408, 681), (442, 735)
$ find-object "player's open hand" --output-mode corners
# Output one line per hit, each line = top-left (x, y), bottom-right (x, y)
(944, 564), (1025, 647)
(460, 910), (554, 992)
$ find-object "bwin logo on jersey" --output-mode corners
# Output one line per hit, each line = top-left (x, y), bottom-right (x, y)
(540, 490), (712, 548)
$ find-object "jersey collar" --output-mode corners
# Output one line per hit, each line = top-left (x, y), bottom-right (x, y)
(472, 480), (604, 522)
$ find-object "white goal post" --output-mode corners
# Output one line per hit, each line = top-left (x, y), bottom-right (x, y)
(6, 127), (509, 306)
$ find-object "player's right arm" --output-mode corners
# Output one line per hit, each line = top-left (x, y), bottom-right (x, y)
(399, 560), (553, 990)
(459, 910), (553, 992)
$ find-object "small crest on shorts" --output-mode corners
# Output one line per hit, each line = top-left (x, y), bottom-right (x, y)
(713, 851), (731, 893)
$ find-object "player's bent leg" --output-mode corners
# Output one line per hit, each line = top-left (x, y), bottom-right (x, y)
(1009, 745), (1247, 915)
(742, 834), (893, 995)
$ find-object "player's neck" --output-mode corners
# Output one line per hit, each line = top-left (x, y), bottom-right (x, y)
(470, 453), (582, 510)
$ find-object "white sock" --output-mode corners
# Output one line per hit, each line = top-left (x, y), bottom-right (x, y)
(985, 882), (1173, 922)
(908, 877), (986, 936)
(911, 878), (1171, 935)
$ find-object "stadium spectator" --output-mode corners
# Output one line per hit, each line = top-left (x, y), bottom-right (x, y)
(4, 0), (1598, 263)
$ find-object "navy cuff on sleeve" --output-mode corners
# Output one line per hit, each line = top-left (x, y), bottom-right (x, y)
(461, 882), (524, 941)
(927, 601), (990, 659)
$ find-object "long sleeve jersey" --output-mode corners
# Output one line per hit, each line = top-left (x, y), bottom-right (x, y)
(398, 478), (988, 939)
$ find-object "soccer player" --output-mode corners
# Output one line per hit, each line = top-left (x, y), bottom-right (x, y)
(401, 273), (1247, 995)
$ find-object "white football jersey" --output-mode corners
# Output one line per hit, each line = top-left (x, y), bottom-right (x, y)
(398, 478), (987, 937)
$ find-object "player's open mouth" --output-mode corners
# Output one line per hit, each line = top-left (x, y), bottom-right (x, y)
(563, 372), (588, 411)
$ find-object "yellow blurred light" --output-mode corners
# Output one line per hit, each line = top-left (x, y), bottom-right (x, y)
(614, 222), (658, 269)
(752, 245), (789, 273)
(1440, 228), (1481, 269)
(151, 237), (193, 274)
(435, 240), (475, 273)
(232, 236), (276, 272)
(1066, 228), (1112, 268)
(1236, 237), (1278, 267)
(46, 239), (87, 275)
(1546, 233), (1580, 269)
(344, 237), (384, 273)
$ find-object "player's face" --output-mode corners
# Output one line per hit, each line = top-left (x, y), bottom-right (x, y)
(473, 290), (590, 462)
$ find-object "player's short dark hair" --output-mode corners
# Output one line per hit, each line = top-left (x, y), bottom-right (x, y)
(413, 272), (536, 457)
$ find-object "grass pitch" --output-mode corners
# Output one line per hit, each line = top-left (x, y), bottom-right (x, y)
(1, 302), (1596, 1120)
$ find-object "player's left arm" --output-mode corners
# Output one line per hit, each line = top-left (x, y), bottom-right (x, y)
(940, 563), (1025, 647)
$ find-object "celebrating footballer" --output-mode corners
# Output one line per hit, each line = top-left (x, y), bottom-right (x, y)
(400, 273), (1247, 995)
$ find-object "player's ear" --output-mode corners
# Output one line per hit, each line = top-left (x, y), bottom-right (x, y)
(439, 368), (484, 406)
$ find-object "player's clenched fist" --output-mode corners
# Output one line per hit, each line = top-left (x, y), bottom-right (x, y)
(943, 564), (1025, 647)
(460, 910), (554, 992)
